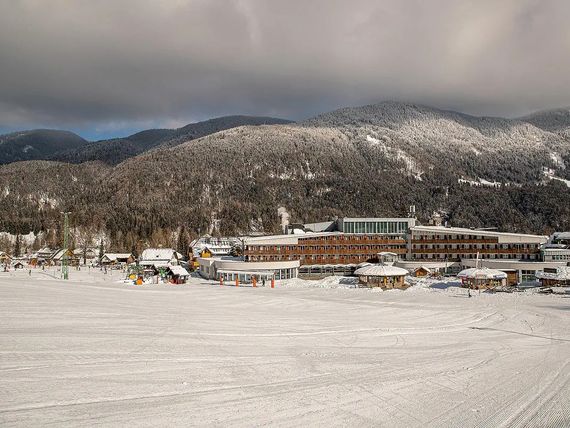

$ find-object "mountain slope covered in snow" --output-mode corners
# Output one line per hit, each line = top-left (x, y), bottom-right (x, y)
(49, 115), (293, 165)
(0, 102), (569, 250)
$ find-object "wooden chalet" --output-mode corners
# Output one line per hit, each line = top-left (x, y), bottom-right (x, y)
(167, 265), (190, 284)
(100, 253), (134, 266)
(413, 266), (432, 277)
(51, 249), (77, 266)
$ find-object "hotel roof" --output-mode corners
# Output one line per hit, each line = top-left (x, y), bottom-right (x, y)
(410, 225), (547, 243)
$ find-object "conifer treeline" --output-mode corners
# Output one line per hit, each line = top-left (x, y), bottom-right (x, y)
(0, 103), (569, 254)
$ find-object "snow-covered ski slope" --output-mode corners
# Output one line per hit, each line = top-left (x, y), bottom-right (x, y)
(1, 270), (569, 427)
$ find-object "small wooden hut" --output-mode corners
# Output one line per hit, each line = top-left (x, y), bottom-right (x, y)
(354, 264), (409, 289)
(413, 266), (432, 277)
(457, 267), (507, 290)
(167, 265), (190, 284)
(536, 267), (570, 287)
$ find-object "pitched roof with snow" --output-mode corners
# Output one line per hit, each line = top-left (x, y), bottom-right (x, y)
(102, 253), (132, 262)
(168, 265), (190, 276)
(140, 248), (178, 261)
(73, 248), (98, 256)
(51, 249), (72, 260)
(201, 245), (233, 255)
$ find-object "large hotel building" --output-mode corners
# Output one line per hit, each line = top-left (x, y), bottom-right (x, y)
(244, 218), (414, 267)
(241, 217), (567, 283)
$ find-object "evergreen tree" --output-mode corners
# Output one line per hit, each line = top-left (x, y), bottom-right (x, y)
(176, 225), (190, 260)
(98, 240), (104, 264)
(0, 236), (11, 254)
(32, 235), (40, 251)
(13, 233), (22, 257)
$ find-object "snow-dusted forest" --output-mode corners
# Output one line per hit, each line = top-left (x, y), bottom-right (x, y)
(0, 102), (569, 252)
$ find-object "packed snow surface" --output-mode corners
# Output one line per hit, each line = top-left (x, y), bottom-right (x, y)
(1, 270), (569, 427)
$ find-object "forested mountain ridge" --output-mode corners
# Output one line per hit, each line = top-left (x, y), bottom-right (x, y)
(518, 107), (570, 136)
(49, 115), (293, 165)
(0, 102), (569, 252)
(0, 116), (292, 166)
(303, 102), (570, 182)
(0, 129), (88, 164)
(156, 115), (294, 149)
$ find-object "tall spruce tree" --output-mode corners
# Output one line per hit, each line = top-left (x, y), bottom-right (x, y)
(98, 240), (104, 264)
(176, 225), (190, 260)
(13, 233), (22, 257)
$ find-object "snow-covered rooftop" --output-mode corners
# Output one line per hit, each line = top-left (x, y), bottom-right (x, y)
(411, 225), (547, 243)
(536, 266), (570, 281)
(51, 249), (70, 260)
(102, 253), (132, 262)
(140, 248), (179, 261)
(354, 264), (408, 277)
(244, 231), (350, 245)
(168, 265), (190, 276)
(457, 267), (508, 280)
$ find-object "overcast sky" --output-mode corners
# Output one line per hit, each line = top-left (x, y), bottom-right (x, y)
(1, 0), (569, 140)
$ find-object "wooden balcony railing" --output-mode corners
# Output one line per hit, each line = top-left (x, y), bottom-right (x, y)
(411, 239), (498, 244)
(412, 248), (539, 254)
(299, 238), (406, 245)
(246, 245), (406, 252)
(245, 248), (407, 256)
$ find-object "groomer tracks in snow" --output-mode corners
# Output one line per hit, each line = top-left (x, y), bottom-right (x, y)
(0, 270), (569, 427)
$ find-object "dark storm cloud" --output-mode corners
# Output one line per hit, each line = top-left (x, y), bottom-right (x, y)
(1, 0), (569, 136)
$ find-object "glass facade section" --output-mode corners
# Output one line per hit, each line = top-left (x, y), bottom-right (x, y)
(219, 268), (297, 283)
(341, 219), (410, 234)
